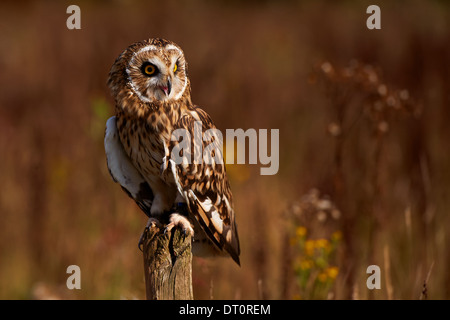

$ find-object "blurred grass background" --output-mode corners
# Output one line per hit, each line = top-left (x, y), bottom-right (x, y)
(0, 0), (449, 299)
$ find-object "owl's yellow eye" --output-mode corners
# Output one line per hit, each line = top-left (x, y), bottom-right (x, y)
(173, 64), (178, 73)
(144, 64), (156, 75)
(141, 62), (158, 76)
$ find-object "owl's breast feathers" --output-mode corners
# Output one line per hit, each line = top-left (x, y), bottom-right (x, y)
(113, 102), (240, 265)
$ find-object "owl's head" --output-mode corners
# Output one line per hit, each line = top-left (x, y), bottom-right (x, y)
(109, 38), (190, 107)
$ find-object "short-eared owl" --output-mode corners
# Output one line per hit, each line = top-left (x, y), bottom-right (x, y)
(105, 38), (240, 265)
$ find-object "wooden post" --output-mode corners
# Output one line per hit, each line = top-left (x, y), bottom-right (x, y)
(141, 225), (193, 300)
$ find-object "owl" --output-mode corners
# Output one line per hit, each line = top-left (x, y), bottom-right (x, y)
(104, 38), (240, 265)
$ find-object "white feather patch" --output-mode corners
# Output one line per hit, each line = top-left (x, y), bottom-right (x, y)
(165, 44), (182, 53)
(104, 116), (147, 198)
(196, 196), (223, 234)
(202, 197), (213, 212)
(210, 209), (224, 234)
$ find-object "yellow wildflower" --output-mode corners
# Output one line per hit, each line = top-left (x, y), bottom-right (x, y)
(295, 226), (307, 239)
(304, 240), (315, 256)
(299, 259), (313, 271)
(315, 238), (331, 253)
(326, 266), (339, 280)
(315, 238), (329, 249)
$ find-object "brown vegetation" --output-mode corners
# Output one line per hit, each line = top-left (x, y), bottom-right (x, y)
(0, 0), (449, 299)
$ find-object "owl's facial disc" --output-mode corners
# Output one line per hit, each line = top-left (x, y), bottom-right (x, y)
(136, 60), (173, 101)
(125, 44), (187, 104)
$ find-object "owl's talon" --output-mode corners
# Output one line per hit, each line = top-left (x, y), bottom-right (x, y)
(165, 213), (194, 237)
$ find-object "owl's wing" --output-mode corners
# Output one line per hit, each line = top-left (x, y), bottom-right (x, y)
(105, 116), (154, 217)
(168, 107), (240, 265)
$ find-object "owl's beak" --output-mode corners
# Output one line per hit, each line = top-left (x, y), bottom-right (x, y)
(159, 79), (172, 97)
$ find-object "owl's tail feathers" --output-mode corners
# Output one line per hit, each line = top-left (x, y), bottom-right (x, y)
(223, 224), (241, 266)
(185, 190), (241, 266)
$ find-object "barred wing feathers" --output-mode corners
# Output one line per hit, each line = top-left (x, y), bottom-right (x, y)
(170, 107), (240, 265)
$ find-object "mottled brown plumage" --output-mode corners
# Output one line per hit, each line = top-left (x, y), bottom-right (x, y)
(105, 38), (240, 265)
